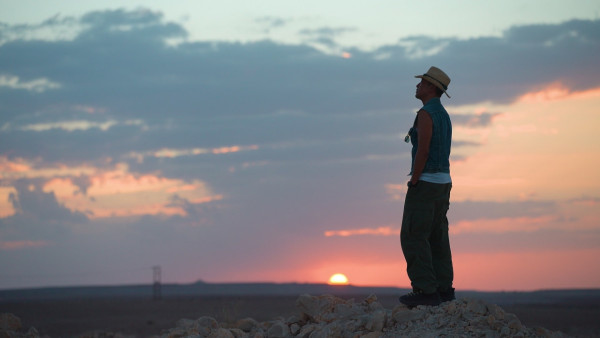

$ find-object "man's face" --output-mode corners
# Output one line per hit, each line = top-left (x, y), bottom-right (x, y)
(415, 79), (433, 99)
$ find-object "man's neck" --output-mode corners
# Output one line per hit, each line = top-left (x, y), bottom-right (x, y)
(420, 94), (438, 105)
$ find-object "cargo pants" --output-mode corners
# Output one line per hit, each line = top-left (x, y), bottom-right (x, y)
(401, 181), (453, 294)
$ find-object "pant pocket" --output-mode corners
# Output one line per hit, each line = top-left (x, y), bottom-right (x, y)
(402, 207), (435, 237)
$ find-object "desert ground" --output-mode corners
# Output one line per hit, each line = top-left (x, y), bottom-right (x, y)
(2, 294), (599, 337)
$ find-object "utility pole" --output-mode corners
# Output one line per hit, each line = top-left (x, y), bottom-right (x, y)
(152, 265), (162, 300)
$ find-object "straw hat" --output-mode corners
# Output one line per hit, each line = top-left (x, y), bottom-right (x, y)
(415, 66), (451, 98)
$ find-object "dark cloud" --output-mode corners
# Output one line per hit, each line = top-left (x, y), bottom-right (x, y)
(0, 179), (88, 242)
(8, 180), (88, 223)
(504, 19), (600, 45)
(297, 26), (358, 48)
(299, 26), (357, 38)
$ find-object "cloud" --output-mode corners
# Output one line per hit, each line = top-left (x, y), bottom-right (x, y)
(298, 26), (358, 48)
(324, 226), (396, 237)
(8, 179), (88, 223)
(0, 240), (49, 251)
(255, 16), (290, 33)
(0, 75), (61, 93)
(0, 179), (87, 244)
(452, 112), (501, 127)
(1, 10), (600, 288)
(299, 27), (357, 37)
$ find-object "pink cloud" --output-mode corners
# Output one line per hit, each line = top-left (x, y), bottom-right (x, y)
(0, 240), (50, 251)
(0, 156), (31, 174)
(35, 163), (221, 219)
(324, 226), (398, 237)
(450, 216), (556, 235)
(212, 145), (258, 154)
(518, 83), (600, 103)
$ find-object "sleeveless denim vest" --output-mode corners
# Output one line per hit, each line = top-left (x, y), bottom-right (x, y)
(409, 97), (452, 175)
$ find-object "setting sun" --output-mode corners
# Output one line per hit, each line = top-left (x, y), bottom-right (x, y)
(328, 273), (349, 285)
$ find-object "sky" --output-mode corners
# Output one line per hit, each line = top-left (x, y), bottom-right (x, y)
(1, 0), (600, 291)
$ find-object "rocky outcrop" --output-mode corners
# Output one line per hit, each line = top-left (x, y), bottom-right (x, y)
(0, 313), (39, 338)
(0, 295), (569, 337)
(160, 294), (569, 338)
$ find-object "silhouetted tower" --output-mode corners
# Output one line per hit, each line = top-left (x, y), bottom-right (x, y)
(152, 265), (162, 300)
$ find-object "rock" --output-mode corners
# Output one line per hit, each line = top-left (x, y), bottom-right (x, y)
(444, 300), (457, 314)
(466, 298), (488, 315)
(0, 313), (22, 331)
(0, 313), (41, 338)
(196, 316), (219, 330)
(506, 313), (523, 331)
(266, 320), (290, 337)
(296, 294), (345, 323)
(295, 323), (318, 338)
(286, 314), (303, 325)
(488, 303), (505, 320)
(365, 310), (386, 332)
(228, 328), (246, 338)
(391, 306), (423, 323)
(235, 317), (259, 332)
(208, 328), (234, 338)
(290, 323), (301, 335)
(364, 294), (377, 304)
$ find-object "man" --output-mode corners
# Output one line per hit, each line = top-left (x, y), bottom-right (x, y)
(399, 66), (455, 308)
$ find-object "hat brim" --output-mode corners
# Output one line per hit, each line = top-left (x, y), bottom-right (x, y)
(415, 75), (451, 98)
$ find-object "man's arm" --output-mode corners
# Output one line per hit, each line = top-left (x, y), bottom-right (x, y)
(410, 109), (433, 185)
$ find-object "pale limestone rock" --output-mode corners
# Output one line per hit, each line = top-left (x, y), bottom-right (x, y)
(208, 328), (234, 338)
(154, 294), (568, 338)
(196, 316), (219, 330)
(466, 298), (488, 315)
(488, 303), (505, 320)
(295, 323), (318, 338)
(365, 310), (386, 332)
(307, 325), (330, 338)
(286, 314), (302, 325)
(290, 323), (301, 335)
(364, 294), (377, 304)
(333, 302), (363, 320)
(0, 313), (22, 331)
(391, 306), (423, 324)
(267, 320), (290, 337)
(228, 328), (246, 338)
(444, 300), (457, 314)
(235, 317), (259, 332)
(296, 294), (345, 323)
(506, 313), (523, 331)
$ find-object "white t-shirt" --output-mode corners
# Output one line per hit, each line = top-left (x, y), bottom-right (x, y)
(419, 172), (452, 184)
